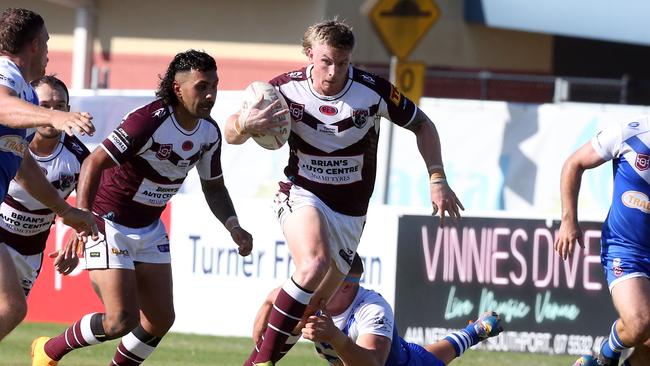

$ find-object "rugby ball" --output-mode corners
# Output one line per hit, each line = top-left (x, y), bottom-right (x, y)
(239, 81), (291, 150)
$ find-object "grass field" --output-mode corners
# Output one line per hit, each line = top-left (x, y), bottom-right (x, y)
(0, 322), (579, 366)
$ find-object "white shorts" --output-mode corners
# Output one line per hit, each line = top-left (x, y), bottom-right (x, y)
(84, 219), (170, 270)
(274, 182), (365, 274)
(5, 243), (42, 296)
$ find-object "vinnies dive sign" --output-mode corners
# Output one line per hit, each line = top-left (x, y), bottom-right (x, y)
(394, 216), (617, 356)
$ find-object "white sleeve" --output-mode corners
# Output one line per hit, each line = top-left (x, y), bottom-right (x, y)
(354, 301), (394, 340)
(0, 63), (23, 95)
(591, 122), (623, 161)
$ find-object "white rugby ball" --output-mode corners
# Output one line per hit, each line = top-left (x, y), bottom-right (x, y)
(240, 81), (291, 150)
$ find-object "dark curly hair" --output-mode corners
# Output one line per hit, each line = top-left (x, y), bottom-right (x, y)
(156, 50), (217, 105)
(31, 74), (69, 103)
(0, 8), (44, 55)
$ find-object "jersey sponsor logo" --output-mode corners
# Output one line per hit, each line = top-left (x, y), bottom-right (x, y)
(0, 204), (55, 236)
(111, 247), (130, 256)
(177, 159), (190, 168)
(338, 248), (354, 266)
(317, 124), (338, 135)
(352, 109), (369, 129)
(636, 153), (649, 171)
(628, 122), (640, 128)
(290, 102), (304, 121)
(132, 178), (182, 207)
(156, 144), (173, 160)
(0, 73), (16, 87)
(296, 151), (363, 185)
(390, 85), (402, 106)
(621, 191), (650, 213)
(182, 140), (194, 151)
(69, 141), (85, 155)
(287, 71), (303, 79)
(360, 74), (375, 84)
(152, 107), (165, 118)
(319, 105), (338, 116)
(0, 135), (27, 157)
(157, 244), (170, 253)
(108, 127), (131, 153)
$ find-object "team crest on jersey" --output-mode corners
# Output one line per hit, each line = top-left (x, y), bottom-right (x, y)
(59, 174), (75, 190)
(290, 102), (304, 121)
(156, 144), (173, 160)
(352, 109), (369, 129)
(636, 153), (649, 171)
(319, 105), (338, 116)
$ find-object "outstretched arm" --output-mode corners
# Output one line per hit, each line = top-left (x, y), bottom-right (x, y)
(405, 109), (464, 226)
(0, 86), (95, 136)
(200, 177), (253, 256)
(555, 141), (607, 259)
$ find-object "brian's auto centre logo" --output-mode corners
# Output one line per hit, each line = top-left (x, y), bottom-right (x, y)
(636, 153), (650, 171)
(622, 191), (650, 213)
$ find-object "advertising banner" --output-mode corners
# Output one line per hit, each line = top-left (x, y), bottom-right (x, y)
(394, 215), (617, 355)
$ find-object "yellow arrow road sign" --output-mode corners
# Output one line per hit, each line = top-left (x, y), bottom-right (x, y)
(367, 0), (440, 60)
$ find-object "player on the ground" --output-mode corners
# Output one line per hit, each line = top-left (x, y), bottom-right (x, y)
(0, 7), (96, 341)
(0, 74), (90, 296)
(556, 115), (650, 366)
(31, 50), (253, 366)
(225, 18), (463, 365)
(254, 254), (503, 366)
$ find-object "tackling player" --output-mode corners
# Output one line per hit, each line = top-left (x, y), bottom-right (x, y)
(254, 255), (503, 366)
(225, 18), (463, 365)
(0, 7), (97, 341)
(31, 50), (253, 365)
(556, 116), (650, 366)
(0, 74), (90, 296)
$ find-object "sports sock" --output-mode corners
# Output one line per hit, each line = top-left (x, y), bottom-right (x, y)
(443, 322), (480, 357)
(44, 312), (106, 360)
(601, 321), (626, 361)
(254, 277), (313, 363)
(111, 325), (162, 365)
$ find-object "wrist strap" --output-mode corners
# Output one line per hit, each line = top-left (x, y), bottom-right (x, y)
(224, 216), (240, 231)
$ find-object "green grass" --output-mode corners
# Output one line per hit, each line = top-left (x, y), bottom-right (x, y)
(0, 322), (579, 365)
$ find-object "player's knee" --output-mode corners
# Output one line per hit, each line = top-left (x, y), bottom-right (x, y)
(104, 309), (140, 338)
(621, 311), (650, 344)
(0, 296), (27, 325)
(295, 255), (330, 284)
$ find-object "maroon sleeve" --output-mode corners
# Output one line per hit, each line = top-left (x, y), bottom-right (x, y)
(101, 101), (167, 164)
(367, 72), (417, 127)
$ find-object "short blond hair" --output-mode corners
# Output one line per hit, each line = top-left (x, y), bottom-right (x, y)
(302, 17), (355, 55)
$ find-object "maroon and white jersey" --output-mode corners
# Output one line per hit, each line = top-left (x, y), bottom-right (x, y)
(97, 99), (223, 228)
(271, 65), (417, 216)
(0, 133), (89, 255)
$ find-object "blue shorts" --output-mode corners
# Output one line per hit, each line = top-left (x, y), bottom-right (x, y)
(602, 252), (650, 291)
(404, 342), (445, 366)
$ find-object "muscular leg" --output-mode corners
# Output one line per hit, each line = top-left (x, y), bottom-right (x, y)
(111, 263), (174, 365)
(599, 277), (650, 363)
(612, 277), (650, 344)
(43, 268), (140, 360)
(0, 243), (26, 341)
(253, 206), (335, 364)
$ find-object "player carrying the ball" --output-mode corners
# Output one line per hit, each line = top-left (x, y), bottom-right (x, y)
(225, 17), (463, 366)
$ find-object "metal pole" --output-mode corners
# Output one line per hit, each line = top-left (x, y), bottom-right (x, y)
(382, 56), (398, 204)
(71, 5), (94, 89)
